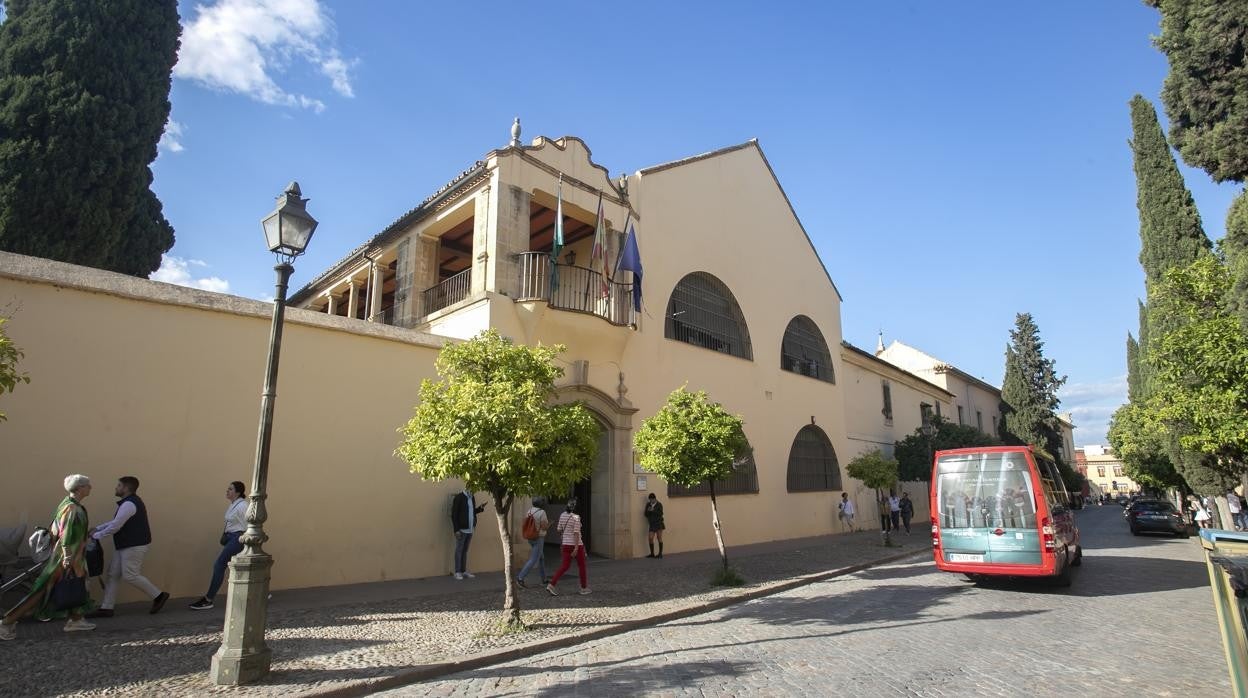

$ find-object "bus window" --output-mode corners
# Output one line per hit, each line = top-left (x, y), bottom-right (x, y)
(935, 451), (1037, 529)
(1037, 458), (1068, 510)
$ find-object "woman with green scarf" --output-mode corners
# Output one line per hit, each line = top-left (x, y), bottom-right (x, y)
(0, 474), (97, 640)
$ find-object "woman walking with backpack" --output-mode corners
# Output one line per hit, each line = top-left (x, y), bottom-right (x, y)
(547, 498), (590, 596)
(516, 497), (549, 588)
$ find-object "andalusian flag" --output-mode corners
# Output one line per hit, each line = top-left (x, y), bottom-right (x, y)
(550, 175), (565, 292)
(589, 194), (610, 298)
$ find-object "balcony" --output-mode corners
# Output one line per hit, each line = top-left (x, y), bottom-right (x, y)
(516, 251), (635, 327)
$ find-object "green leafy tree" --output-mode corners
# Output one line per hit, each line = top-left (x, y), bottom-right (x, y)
(395, 330), (600, 628)
(0, 316), (29, 421)
(1149, 255), (1248, 474)
(845, 450), (899, 546)
(999, 313), (1067, 457)
(0, 0), (179, 276)
(894, 417), (1000, 482)
(635, 387), (749, 576)
(1108, 402), (1184, 490)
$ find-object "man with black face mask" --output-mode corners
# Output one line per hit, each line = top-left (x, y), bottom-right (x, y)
(547, 498), (590, 596)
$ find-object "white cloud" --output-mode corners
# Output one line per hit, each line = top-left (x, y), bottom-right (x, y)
(151, 256), (231, 293)
(175, 0), (353, 111)
(1059, 375), (1128, 447)
(158, 119), (186, 153)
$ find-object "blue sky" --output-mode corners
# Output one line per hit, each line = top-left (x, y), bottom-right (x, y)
(36, 1), (1244, 446)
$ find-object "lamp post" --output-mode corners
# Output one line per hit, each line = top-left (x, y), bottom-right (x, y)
(211, 182), (317, 686)
(921, 420), (938, 472)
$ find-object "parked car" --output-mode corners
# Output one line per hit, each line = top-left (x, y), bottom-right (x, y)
(1126, 500), (1189, 537)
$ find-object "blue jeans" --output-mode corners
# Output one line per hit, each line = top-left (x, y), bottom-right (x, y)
(206, 531), (244, 600)
(454, 531), (473, 574)
(517, 539), (545, 582)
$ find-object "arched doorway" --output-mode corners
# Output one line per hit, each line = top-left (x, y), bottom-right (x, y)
(545, 417), (610, 555)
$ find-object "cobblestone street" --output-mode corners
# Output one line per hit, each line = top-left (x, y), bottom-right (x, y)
(383, 506), (1231, 697)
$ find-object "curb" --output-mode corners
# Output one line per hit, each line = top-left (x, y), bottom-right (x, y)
(302, 547), (926, 697)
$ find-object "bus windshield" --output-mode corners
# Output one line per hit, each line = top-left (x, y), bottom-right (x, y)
(935, 451), (1037, 529)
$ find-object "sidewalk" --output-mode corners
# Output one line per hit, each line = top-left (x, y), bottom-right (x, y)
(0, 529), (924, 697)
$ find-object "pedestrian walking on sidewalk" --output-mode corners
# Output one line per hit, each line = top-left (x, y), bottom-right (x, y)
(450, 488), (487, 580)
(1, 475), (97, 640)
(516, 497), (550, 588)
(644, 494), (665, 558)
(838, 492), (856, 532)
(899, 492), (914, 534)
(189, 481), (248, 610)
(88, 476), (169, 618)
(888, 492), (902, 532)
(1226, 489), (1245, 531)
(547, 498), (590, 596)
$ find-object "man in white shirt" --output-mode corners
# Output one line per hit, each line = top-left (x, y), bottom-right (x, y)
(838, 492), (856, 532)
(1227, 489), (1245, 531)
(87, 476), (168, 618)
(888, 493), (902, 532)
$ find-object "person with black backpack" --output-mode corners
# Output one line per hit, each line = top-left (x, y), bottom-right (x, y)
(515, 497), (550, 588)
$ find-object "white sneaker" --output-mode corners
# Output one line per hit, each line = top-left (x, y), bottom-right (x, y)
(64, 619), (96, 632)
(454, 573), (464, 580)
(0, 623), (15, 641)
(464, 572), (476, 579)
(578, 587), (592, 595)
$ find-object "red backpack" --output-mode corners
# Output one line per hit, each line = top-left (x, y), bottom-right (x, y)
(522, 510), (539, 541)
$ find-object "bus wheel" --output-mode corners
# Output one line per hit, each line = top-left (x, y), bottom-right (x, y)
(1070, 546), (1083, 567)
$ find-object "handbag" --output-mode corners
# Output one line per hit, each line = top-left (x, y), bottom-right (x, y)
(84, 538), (104, 578)
(49, 570), (88, 611)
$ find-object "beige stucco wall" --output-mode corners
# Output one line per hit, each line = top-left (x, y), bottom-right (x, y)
(0, 254), (507, 604)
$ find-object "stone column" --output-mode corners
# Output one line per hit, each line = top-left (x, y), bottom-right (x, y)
(471, 187), (491, 296)
(367, 263), (383, 322)
(346, 279), (359, 319)
(413, 236), (440, 319)
(491, 184), (531, 298)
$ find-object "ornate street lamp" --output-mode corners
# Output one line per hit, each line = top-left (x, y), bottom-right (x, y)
(921, 420), (938, 473)
(211, 182), (317, 685)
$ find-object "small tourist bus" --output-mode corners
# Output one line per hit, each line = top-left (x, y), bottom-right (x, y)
(931, 446), (1081, 584)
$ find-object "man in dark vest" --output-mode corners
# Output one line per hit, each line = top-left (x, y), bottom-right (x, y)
(87, 476), (169, 617)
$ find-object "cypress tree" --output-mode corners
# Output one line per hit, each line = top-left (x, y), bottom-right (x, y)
(1129, 95), (1211, 295)
(1147, 0), (1248, 184)
(999, 313), (1066, 458)
(1125, 333), (1141, 403)
(1225, 190), (1248, 331)
(0, 0), (180, 276)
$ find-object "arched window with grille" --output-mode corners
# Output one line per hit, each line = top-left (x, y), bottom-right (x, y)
(664, 272), (753, 360)
(668, 437), (760, 497)
(786, 425), (842, 492)
(780, 315), (834, 383)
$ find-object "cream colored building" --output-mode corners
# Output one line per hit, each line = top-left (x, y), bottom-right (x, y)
(0, 127), (1072, 602)
(876, 339), (1003, 437)
(1079, 445), (1137, 496)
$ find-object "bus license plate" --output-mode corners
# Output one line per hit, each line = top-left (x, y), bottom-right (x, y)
(949, 553), (984, 563)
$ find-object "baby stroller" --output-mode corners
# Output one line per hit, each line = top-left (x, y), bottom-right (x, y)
(0, 524), (46, 608)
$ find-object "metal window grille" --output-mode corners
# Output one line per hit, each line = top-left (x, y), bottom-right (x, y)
(780, 315), (834, 382)
(881, 381), (893, 422)
(664, 272), (753, 360)
(668, 450), (760, 497)
(786, 425), (842, 492)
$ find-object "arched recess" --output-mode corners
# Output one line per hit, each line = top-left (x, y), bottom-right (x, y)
(780, 315), (834, 383)
(786, 424), (842, 492)
(668, 431), (760, 497)
(545, 384), (638, 558)
(664, 272), (753, 360)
